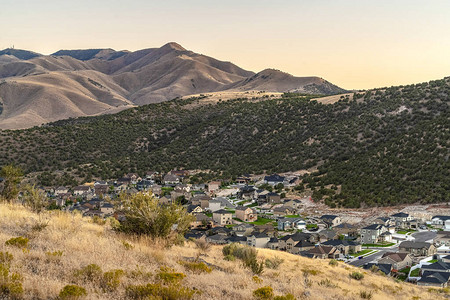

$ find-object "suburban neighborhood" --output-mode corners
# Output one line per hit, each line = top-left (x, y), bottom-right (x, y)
(23, 170), (450, 288)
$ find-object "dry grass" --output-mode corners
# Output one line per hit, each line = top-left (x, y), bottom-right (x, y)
(0, 203), (445, 300)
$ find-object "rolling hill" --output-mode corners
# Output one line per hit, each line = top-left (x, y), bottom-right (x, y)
(0, 77), (448, 208)
(0, 43), (346, 129)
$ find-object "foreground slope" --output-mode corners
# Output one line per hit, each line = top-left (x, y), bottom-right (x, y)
(0, 43), (345, 129)
(0, 203), (444, 300)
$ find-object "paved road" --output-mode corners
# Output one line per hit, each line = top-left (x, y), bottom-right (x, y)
(349, 247), (399, 267)
(411, 231), (437, 243)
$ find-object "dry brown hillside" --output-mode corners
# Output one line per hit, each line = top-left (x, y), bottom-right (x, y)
(0, 43), (346, 129)
(0, 203), (446, 300)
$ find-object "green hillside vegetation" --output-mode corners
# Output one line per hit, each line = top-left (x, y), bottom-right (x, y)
(0, 77), (449, 208)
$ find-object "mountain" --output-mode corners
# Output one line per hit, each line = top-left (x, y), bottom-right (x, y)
(0, 48), (42, 60)
(228, 69), (347, 95)
(0, 43), (346, 129)
(0, 77), (448, 208)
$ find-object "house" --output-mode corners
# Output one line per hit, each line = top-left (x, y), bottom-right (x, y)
(303, 246), (340, 259)
(124, 173), (140, 182)
(264, 174), (285, 186)
(226, 236), (247, 245)
(283, 199), (303, 210)
(318, 229), (339, 242)
(272, 206), (296, 217)
(379, 231), (393, 243)
(268, 237), (279, 250)
(55, 186), (69, 196)
(212, 209), (233, 226)
(208, 200), (223, 212)
(247, 233), (270, 248)
(334, 223), (358, 238)
(360, 224), (387, 244)
(73, 186), (90, 196)
(190, 213), (214, 229)
(150, 184), (162, 197)
(417, 271), (450, 287)
(320, 215), (341, 227)
(431, 216), (450, 229)
(236, 176), (251, 185)
(399, 241), (436, 257)
(253, 224), (277, 238)
(435, 231), (450, 246)
(321, 240), (361, 255)
(374, 217), (392, 227)
(277, 218), (306, 231)
(145, 171), (158, 180)
(232, 224), (254, 237)
(208, 181), (221, 194)
(363, 263), (393, 276)
(378, 252), (412, 270)
(100, 202), (114, 215)
(279, 232), (314, 252)
(266, 192), (281, 204)
(239, 186), (256, 200)
(235, 206), (257, 222)
(390, 212), (415, 229)
(94, 184), (109, 196)
(421, 261), (450, 273)
(186, 205), (203, 214)
(117, 177), (131, 185)
(163, 174), (180, 185)
(292, 240), (315, 254)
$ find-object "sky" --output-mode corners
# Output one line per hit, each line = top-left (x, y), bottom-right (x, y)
(1, 0), (449, 90)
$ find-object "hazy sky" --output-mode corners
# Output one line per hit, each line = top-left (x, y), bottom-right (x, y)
(1, 0), (449, 90)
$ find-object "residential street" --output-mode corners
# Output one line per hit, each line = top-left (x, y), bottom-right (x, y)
(349, 246), (399, 267)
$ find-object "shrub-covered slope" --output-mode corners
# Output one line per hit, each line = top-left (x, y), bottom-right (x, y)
(0, 77), (449, 207)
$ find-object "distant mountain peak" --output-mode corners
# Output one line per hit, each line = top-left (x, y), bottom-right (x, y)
(0, 48), (42, 60)
(160, 42), (186, 51)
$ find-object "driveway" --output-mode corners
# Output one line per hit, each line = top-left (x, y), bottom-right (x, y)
(411, 231), (437, 243)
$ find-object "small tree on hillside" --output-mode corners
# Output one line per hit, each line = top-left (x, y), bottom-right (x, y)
(21, 184), (47, 214)
(0, 165), (23, 202)
(117, 192), (194, 241)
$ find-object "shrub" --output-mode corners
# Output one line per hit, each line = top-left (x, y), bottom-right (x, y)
(253, 275), (263, 284)
(126, 283), (196, 300)
(74, 264), (103, 283)
(265, 256), (284, 269)
(121, 240), (134, 250)
(101, 269), (124, 292)
(350, 271), (364, 280)
(117, 193), (194, 240)
(46, 250), (63, 257)
(329, 259), (338, 266)
(5, 237), (29, 249)
(91, 215), (106, 225)
(128, 265), (152, 280)
(157, 267), (186, 284)
(301, 268), (321, 276)
(179, 261), (212, 274)
(58, 285), (87, 300)
(0, 252), (13, 267)
(223, 243), (264, 274)
(253, 286), (274, 300)
(359, 290), (373, 299)
(0, 264), (23, 299)
(318, 279), (337, 288)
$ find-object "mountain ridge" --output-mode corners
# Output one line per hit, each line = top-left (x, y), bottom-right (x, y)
(0, 43), (346, 129)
